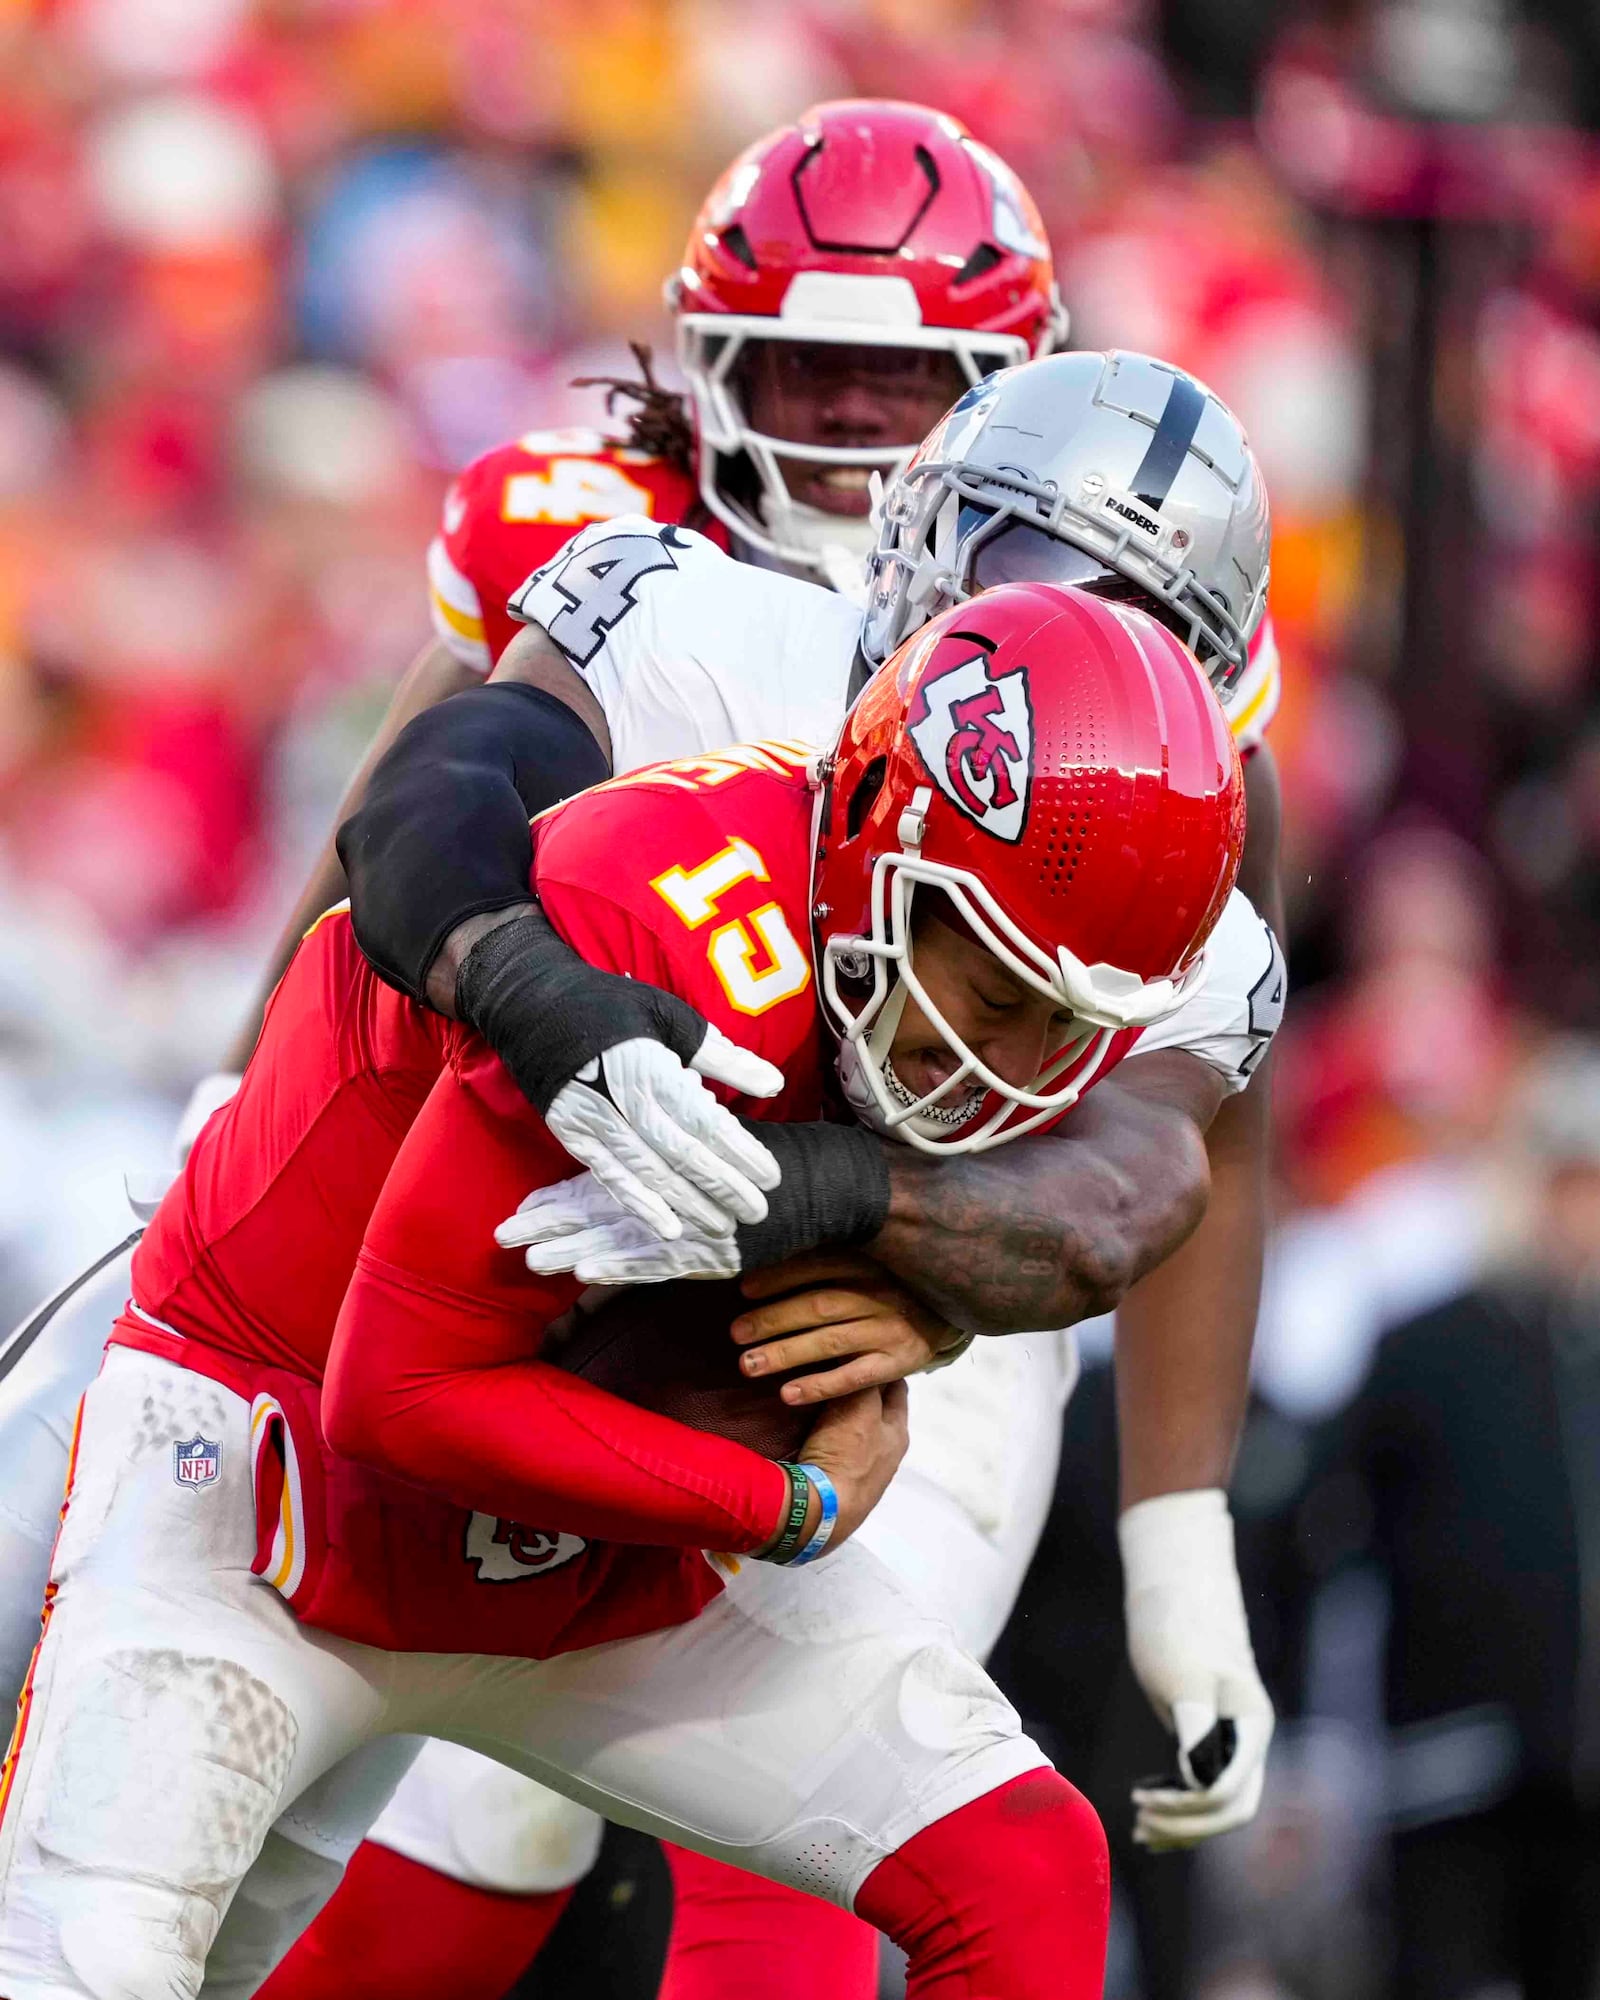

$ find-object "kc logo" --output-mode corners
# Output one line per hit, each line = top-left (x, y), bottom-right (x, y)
(907, 651), (1034, 843)
(464, 1511), (586, 1583)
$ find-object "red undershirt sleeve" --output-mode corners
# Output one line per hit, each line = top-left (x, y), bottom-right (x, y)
(323, 1044), (787, 1554)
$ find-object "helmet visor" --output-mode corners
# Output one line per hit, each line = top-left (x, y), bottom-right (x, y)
(963, 513), (1120, 590)
(960, 509), (1195, 644)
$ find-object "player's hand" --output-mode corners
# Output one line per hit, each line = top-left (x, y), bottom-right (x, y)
(456, 907), (784, 1240)
(499, 1127), (890, 1283)
(793, 1381), (909, 1551)
(1119, 1489), (1275, 1851)
(733, 1253), (970, 1405)
(546, 1032), (783, 1243)
(498, 1173), (742, 1281)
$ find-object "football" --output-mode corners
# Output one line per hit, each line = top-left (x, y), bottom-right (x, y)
(548, 1278), (813, 1462)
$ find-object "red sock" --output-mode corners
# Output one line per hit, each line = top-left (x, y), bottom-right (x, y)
(855, 1770), (1110, 1998)
(659, 1844), (879, 2000)
(256, 1838), (573, 2000)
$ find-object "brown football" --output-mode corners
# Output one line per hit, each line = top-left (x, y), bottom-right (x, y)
(547, 1278), (812, 1462)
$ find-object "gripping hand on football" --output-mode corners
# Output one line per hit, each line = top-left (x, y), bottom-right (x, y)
(792, 1380), (910, 1552)
(456, 907), (784, 1241)
(1119, 1489), (1275, 1850)
(732, 1252), (971, 1404)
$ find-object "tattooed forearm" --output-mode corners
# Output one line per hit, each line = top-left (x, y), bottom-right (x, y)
(865, 1052), (1222, 1337)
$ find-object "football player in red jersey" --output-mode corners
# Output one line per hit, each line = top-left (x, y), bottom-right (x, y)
(0, 102), (1088, 1998)
(0, 104), (1284, 2000)
(0, 587), (1253, 2000)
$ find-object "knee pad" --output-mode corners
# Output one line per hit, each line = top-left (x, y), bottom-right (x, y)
(201, 1831), (347, 2000)
(54, 1876), (214, 2000)
(20, 1648), (299, 2000)
(369, 1741), (604, 1896)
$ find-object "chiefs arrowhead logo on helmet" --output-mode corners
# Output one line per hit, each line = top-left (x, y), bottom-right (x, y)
(906, 650), (1034, 843)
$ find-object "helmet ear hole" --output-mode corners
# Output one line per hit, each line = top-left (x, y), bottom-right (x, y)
(846, 755), (888, 839)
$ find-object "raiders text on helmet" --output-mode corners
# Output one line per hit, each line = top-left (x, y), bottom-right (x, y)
(861, 350), (1271, 690)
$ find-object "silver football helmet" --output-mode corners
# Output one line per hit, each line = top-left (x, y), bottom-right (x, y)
(861, 350), (1271, 690)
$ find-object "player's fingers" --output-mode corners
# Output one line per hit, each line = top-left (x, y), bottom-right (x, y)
(495, 1178), (617, 1247)
(575, 1240), (738, 1284)
(1203, 1705), (1273, 1802)
(1131, 1718), (1266, 1819)
(1133, 1764), (1265, 1849)
(564, 1145), (688, 1242)
(608, 1038), (780, 1200)
(518, 1223), (645, 1275)
(624, 1092), (771, 1225)
(738, 1320), (863, 1377)
(575, 1110), (741, 1237)
(689, 1023), (785, 1103)
(729, 1289), (880, 1345)
(777, 1354), (905, 1404)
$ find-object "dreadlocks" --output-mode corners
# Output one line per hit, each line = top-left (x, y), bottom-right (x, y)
(571, 343), (695, 478)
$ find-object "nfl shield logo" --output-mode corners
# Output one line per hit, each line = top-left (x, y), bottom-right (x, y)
(173, 1435), (221, 1489)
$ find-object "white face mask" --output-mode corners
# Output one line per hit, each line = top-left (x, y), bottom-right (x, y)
(818, 848), (1205, 1157)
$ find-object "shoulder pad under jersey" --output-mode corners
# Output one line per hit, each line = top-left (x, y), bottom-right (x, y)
(427, 431), (701, 674)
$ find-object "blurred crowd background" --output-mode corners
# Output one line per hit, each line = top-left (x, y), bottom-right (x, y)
(5, 0), (1600, 1995)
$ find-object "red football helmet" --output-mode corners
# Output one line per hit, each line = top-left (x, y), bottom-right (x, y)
(811, 581), (1246, 1152)
(668, 100), (1065, 577)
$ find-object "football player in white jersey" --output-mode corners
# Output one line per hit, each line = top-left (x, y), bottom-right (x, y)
(0, 104), (1285, 2000)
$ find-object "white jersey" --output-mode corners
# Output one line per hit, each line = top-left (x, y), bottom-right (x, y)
(508, 517), (862, 775)
(510, 513), (1285, 1099)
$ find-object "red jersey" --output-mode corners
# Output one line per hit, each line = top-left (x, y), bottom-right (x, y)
(117, 743), (822, 1659)
(425, 426), (721, 673)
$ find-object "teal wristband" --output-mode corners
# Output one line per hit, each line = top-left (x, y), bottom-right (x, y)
(788, 1462), (839, 1566)
(760, 1463), (812, 1565)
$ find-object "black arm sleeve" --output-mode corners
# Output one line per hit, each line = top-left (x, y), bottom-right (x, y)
(337, 682), (611, 1003)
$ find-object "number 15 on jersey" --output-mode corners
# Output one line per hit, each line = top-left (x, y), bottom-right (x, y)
(651, 841), (811, 1017)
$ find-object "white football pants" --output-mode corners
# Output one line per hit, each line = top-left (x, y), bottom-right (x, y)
(0, 1247), (1073, 1990)
(0, 1346), (1046, 2000)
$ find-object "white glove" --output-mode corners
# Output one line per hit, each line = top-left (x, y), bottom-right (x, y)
(1119, 1488), (1275, 1850)
(496, 1172), (740, 1282)
(543, 1029), (783, 1243)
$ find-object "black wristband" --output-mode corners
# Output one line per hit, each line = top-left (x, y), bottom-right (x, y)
(733, 1119), (890, 1271)
(455, 905), (710, 1115)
